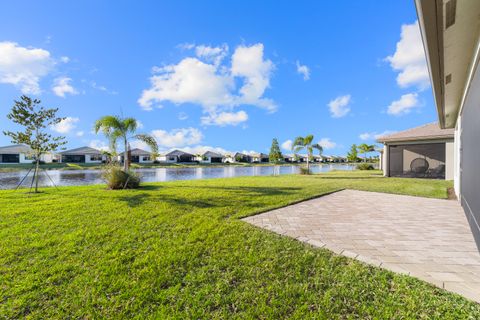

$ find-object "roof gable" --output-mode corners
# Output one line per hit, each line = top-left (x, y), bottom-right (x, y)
(377, 123), (454, 143)
(165, 149), (194, 157)
(60, 146), (103, 155)
(0, 144), (32, 154)
(202, 151), (223, 158)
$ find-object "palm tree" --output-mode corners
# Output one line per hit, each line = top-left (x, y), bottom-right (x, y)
(357, 143), (375, 162)
(292, 135), (323, 172)
(94, 115), (158, 171)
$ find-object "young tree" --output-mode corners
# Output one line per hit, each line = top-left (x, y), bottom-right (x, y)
(347, 144), (358, 163)
(269, 138), (283, 163)
(358, 143), (375, 162)
(292, 135), (323, 172)
(3, 95), (67, 192)
(94, 115), (158, 171)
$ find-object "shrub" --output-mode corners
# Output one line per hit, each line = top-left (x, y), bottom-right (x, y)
(356, 163), (375, 170)
(153, 160), (160, 164)
(299, 167), (311, 175)
(102, 165), (140, 189)
(32, 160), (46, 165)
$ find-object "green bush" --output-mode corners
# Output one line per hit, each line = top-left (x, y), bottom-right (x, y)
(102, 165), (140, 189)
(356, 163), (375, 170)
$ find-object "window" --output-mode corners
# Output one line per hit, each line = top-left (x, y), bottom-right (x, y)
(62, 155), (85, 163)
(1, 154), (19, 163)
(90, 155), (103, 161)
(169, 157), (176, 161)
(25, 154), (36, 161)
(142, 156), (151, 161)
(388, 143), (446, 179)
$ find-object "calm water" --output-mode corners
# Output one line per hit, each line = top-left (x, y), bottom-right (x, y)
(0, 164), (357, 189)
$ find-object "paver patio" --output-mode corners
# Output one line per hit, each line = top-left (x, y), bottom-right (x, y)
(243, 189), (480, 302)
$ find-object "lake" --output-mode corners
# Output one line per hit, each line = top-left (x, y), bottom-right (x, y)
(0, 163), (357, 189)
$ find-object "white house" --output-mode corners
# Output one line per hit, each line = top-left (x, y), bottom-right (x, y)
(225, 152), (252, 163)
(196, 151), (224, 163)
(120, 148), (153, 164)
(59, 146), (105, 163)
(251, 152), (269, 163)
(0, 144), (57, 164)
(415, 0), (480, 247)
(161, 150), (195, 163)
(284, 154), (297, 163)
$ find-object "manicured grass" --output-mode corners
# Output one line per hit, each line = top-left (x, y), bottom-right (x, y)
(1, 171), (477, 318)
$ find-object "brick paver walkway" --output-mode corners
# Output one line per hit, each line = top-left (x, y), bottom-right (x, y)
(243, 189), (480, 302)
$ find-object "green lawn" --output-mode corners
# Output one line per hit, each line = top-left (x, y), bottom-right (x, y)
(1, 171), (477, 318)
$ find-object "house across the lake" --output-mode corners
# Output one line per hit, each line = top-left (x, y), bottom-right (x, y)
(230, 152), (252, 163)
(120, 148), (153, 164)
(197, 151), (224, 163)
(377, 123), (454, 180)
(0, 144), (57, 164)
(161, 150), (195, 163)
(59, 146), (105, 163)
(251, 153), (269, 163)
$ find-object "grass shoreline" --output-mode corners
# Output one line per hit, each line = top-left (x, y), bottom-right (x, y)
(2, 171), (475, 318)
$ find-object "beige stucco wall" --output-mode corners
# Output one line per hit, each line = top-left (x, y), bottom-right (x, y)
(445, 141), (454, 181)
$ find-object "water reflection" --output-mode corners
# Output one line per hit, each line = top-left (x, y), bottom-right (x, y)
(0, 164), (358, 189)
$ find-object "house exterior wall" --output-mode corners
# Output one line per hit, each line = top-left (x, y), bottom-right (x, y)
(445, 141), (454, 181)
(458, 62), (480, 246)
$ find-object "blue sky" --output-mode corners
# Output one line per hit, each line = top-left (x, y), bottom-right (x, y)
(0, 1), (435, 155)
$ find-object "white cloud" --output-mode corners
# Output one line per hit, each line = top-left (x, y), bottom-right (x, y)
(178, 112), (188, 120)
(387, 93), (420, 116)
(195, 44), (228, 65)
(201, 110), (248, 127)
(0, 41), (54, 94)
(90, 81), (118, 95)
(76, 131), (84, 137)
(138, 57), (234, 111)
(296, 60), (310, 80)
(177, 42), (195, 50)
(281, 139), (293, 151)
(359, 130), (397, 141)
(231, 44), (276, 112)
(52, 77), (78, 97)
(318, 138), (336, 150)
(136, 120), (144, 129)
(50, 116), (79, 134)
(60, 56), (70, 63)
(138, 43), (276, 124)
(328, 95), (351, 118)
(385, 21), (429, 89)
(151, 127), (203, 148)
(89, 139), (109, 151)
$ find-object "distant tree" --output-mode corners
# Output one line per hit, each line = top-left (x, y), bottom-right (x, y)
(269, 138), (283, 163)
(94, 115), (158, 171)
(3, 95), (67, 192)
(358, 143), (375, 162)
(347, 144), (359, 163)
(292, 135), (323, 172)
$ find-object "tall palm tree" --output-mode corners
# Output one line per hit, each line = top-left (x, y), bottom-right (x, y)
(94, 115), (158, 171)
(292, 135), (323, 172)
(358, 143), (375, 162)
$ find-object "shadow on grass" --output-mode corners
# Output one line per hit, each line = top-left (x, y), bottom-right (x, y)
(117, 186), (300, 208)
